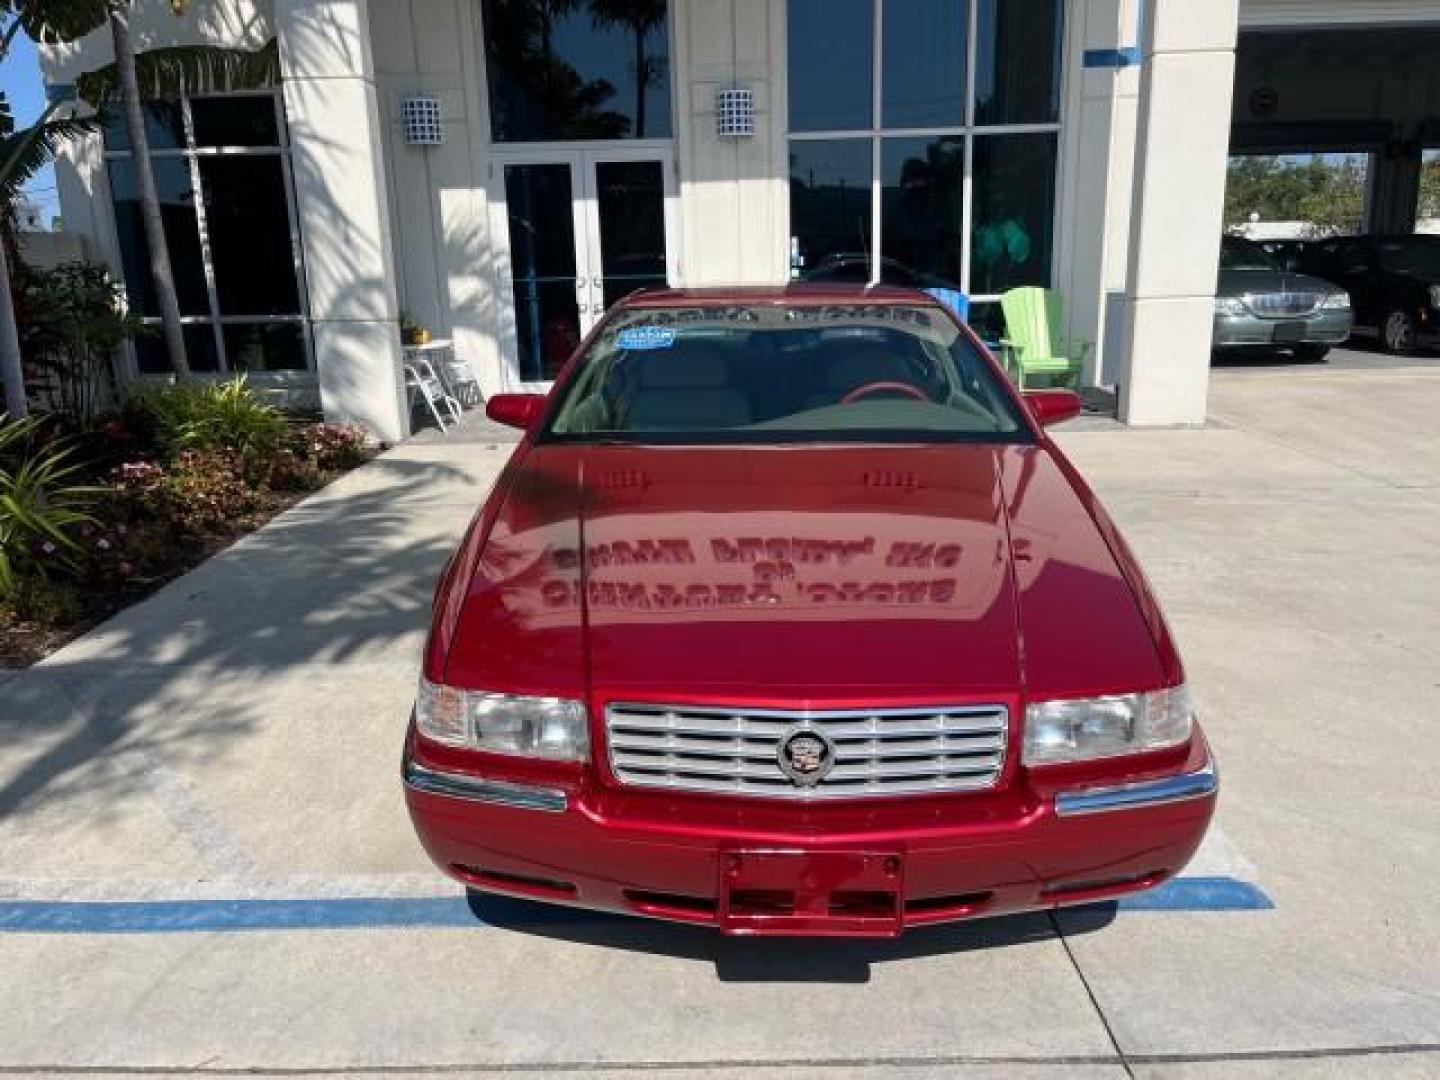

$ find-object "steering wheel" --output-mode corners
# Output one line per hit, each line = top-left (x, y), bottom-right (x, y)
(840, 380), (930, 405)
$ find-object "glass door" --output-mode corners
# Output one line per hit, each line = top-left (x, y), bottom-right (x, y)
(494, 158), (587, 387)
(582, 155), (675, 316)
(492, 149), (676, 389)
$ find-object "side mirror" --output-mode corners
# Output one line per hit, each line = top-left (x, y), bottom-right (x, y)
(486, 393), (546, 431)
(1024, 389), (1082, 428)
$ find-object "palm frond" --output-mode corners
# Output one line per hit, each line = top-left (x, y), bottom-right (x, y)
(0, 108), (99, 201)
(77, 38), (281, 108)
(4, 1), (110, 46)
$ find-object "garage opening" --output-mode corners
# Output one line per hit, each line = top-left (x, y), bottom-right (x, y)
(1231, 27), (1440, 237)
(1217, 26), (1440, 363)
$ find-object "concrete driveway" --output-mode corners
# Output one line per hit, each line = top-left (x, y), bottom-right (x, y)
(1, 361), (1437, 1078)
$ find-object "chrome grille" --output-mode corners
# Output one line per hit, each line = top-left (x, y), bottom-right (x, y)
(1246, 291), (1321, 317)
(605, 703), (1008, 799)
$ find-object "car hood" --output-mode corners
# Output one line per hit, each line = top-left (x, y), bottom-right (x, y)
(1217, 268), (1341, 298)
(443, 443), (1165, 702)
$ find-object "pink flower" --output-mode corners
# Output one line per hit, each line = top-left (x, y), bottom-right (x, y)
(41, 541), (56, 555)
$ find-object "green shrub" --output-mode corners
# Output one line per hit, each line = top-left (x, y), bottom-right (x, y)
(19, 261), (146, 424)
(136, 377), (286, 466)
(0, 416), (99, 596)
(298, 422), (369, 472)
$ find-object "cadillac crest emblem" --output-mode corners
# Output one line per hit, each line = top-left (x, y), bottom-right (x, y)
(777, 726), (836, 787)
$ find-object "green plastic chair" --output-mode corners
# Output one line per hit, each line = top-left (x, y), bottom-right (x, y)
(998, 287), (1090, 388)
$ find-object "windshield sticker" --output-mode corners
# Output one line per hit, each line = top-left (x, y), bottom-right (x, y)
(615, 326), (677, 350)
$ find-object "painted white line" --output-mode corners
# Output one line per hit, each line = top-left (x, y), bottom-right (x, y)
(1183, 824), (1260, 881)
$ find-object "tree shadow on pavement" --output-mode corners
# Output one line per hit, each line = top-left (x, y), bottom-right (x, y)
(0, 452), (474, 837)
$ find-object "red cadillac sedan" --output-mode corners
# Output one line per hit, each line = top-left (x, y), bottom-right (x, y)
(404, 285), (1216, 937)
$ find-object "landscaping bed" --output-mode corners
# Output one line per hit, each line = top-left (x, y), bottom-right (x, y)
(1, 380), (375, 669)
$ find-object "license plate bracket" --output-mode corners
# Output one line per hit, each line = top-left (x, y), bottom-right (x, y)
(1272, 320), (1308, 343)
(718, 849), (904, 937)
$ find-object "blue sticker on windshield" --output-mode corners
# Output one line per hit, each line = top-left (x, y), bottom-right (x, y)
(616, 326), (676, 350)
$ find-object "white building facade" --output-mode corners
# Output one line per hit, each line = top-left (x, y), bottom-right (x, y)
(38, 0), (1440, 440)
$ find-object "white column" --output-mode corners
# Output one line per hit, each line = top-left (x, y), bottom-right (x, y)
(275, 0), (408, 442)
(1052, 0), (1134, 386)
(1118, 0), (1238, 426)
(673, 0), (789, 286)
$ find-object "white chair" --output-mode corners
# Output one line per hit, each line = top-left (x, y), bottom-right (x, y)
(440, 355), (484, 408)
(405, 355), (462, 431)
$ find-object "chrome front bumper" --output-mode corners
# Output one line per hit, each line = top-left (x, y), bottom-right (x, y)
(402, 756), (568, 812)
(403, 749), (1217, 819)
(1212, 309), (1351, 347)
(1054, 758), (1217, 817)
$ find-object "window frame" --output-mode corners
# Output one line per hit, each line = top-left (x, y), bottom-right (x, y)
(101, 90), (314, 377)
(786, 0), (1064, 316)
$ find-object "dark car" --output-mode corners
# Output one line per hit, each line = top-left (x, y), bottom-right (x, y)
(1298, 235), (1440, 353)
(801, 253), (957, 290)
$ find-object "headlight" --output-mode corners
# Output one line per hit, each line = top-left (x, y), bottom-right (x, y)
(1320, 292), (1351, 310)
(415, 678), (589, 761)
(1214, 297), (1247, 315)
(1023, 685), (1193, 766)
(1429, 285), (1440, 310)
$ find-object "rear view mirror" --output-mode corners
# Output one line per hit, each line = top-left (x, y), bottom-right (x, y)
(1024, 389), (1082, 428)
(486, 393), (546, 431)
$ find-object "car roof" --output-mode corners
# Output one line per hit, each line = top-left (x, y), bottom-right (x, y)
(614, 283), (945, 308)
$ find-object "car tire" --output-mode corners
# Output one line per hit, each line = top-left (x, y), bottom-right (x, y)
(1383, 310), (1417, 354)
(1292, 344), (1329, 362)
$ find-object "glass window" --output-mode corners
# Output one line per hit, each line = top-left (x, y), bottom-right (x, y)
(970, 132), (1056, 295)
(134, 325), (222, 375)
(883, 0), (968, 129)
(222, 323), (308, 372)
(104, 92), (309, 375)
(788, 0), (872, 133)
(106, 157), (210, 317)
(788, 0), (1062, 301)
(545, 303), (1028, 442)
(482, 0), (673, 141)
(882, 135), (964, 288)
(789, 139), (873, 276)
(199, 156), (301, 316)
(191, 96), (280, 147)
(974, 0), (1062, 125)
(101, 102), (185, 152)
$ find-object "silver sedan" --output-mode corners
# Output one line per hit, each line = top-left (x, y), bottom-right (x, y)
(1213, 237), (1352, 360)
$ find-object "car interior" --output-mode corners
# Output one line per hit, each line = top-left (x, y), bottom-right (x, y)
(549, 320), (1020, 437)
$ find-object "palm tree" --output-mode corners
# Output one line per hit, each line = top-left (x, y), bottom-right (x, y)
(0, 3), (102, 418)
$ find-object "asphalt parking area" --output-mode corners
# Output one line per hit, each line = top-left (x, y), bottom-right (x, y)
(1, 363), (1437, 1077)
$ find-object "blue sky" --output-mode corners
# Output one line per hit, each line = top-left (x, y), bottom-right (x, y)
(4, 28), (62, 226)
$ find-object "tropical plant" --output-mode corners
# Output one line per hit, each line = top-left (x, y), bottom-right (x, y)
(20, 259), (144, 422)
(0, 412), (98, 593)
(136, 375), (285, 462)
(0, 3), (103, 419)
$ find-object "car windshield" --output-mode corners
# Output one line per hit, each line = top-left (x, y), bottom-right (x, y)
(1377, 238), (1440, 277)
(1219, 238), (1278, 271)
(543, 303), (1029, 444)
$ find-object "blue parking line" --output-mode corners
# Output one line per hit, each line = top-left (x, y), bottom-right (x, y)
(1118, 876), (1274, 911)
(0, 876), (1272, 934)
